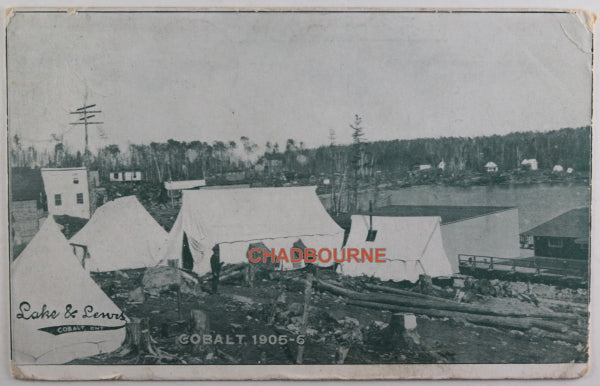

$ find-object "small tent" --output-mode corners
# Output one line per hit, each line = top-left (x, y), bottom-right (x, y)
(11, 218), (126, 364)
(70, 196), (167, 272)
(162, 186), (344, 275)
(340, 215), (453, 282)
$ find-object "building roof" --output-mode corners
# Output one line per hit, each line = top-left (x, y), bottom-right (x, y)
(10, 167), (44, 202)
(485, 161), (498, 168)
(179, 186), (343, 243)
(358, 205), (515, 225)
(522, 208), (590, 239)
(41, 167), (87, 171)
(164, 179), (206, 191)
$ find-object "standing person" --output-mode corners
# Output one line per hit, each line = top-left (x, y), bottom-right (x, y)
(210, 244), (222, 294)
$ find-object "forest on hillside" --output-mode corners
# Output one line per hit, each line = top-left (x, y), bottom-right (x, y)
(9, 121), (591, 185)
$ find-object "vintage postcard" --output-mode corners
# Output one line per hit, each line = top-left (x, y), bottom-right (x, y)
(3, 8), (595, 381)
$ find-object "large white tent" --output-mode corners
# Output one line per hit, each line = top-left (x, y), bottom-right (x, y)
(161, 186), (344, 275)
(11, 217), (126, 364)
(340, 215), (453, 282)
(70, 196), (167, 272)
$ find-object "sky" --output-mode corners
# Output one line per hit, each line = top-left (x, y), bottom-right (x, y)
(7, 11), (593, 152)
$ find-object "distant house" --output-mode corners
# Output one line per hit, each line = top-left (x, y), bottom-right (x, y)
(41, 167), (97, 219)
(109, 171), (142, 182)
(356, 205), (520, 273)
(484, 162), (498, 172)
(225, 171), (246, 182)
(109, 172), (123, 182)
(520, 208), (589, 259)
(567, 168), (574, 174)
(437, 161), (446, 171)
(521, 159), (538, 171)
(10, 167), (46, 248)
(125, 171), (142, 181)
(552, 165), (564, 173)
(418, 164), (432, 171)
(264, 158), (284, 174)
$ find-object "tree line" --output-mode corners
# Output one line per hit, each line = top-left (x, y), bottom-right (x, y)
(9, 122), (591, 185)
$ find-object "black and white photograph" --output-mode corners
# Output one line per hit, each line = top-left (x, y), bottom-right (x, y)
(3, 7), (595, 381)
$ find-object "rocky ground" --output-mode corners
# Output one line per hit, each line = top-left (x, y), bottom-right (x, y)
(70, 266), (588, 365)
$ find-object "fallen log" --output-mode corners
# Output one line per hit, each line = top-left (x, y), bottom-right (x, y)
(368, 282), (589, 318)
(220, 270), (244, 283)
(364, 283), (453, 301)
(347, 299), (586, 344)
(317, 279), (579, 321)
(200, 264), (245, 282)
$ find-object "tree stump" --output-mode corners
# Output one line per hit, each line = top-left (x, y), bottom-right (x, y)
(390, 312), (420, 347)
(295, 274), (313, 364)
(190, 309), (210, 334)
(245, 265), (256, 287)
(169, 284), (183, 320)
(123, 317), (143, 351)
(335, 346), (350, 364)
(418, 274), (433, 294)
(119, 317), (156, 360)
(189, 309), (210, 355)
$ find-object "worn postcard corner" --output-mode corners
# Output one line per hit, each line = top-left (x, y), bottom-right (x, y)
(4, 7), (593, 381)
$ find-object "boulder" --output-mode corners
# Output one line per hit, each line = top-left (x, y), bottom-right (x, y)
(128, 286), (145, 303)
(142, 266), (199, 297)
(288, 302), (304, 316)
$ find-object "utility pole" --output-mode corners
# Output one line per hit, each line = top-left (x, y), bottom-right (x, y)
(70, 104), (103, 167)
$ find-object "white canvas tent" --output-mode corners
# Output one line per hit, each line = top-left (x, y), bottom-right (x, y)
(340, 215), (453, 282)
(70, 196), (167, 272)
(11, 217), (126, 364)
(162, 186), (344, 275)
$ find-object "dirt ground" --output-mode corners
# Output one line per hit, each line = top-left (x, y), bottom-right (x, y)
(70, 267), (588, 365)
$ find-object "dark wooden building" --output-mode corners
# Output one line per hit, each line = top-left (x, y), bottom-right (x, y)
(521, 208), (590, 259)
(10, 167), (46, 255)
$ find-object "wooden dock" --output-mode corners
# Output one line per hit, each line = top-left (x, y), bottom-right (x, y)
(458, 254), (588, 281)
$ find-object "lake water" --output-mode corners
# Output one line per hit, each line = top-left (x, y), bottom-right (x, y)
(321, 183), (590, 232)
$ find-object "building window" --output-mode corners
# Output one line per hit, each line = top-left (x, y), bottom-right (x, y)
(76, 193), (84, 204)
(73, 177), (79, 184)
(113, 173), (119, 179)
(133, 171), (137, 178)
(547, 237), (563, 248)
(54, 194), (62, 206)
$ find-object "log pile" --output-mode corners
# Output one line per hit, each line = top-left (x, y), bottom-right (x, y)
(315, 279), (586, 344)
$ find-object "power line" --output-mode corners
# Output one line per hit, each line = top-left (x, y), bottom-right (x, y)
(70, 103), (103, 166)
